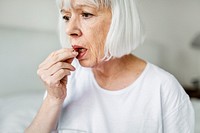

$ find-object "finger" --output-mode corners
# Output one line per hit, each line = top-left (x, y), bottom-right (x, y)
(37, 69), (49, 82)
(39, 48), (74, 68)
(48, 62), (75, 76)
(40, 50), (78, 70)
(39, 48), (77, 68)
(37, 60), (75, 80)
(51, 69), (71, 83)
(43, 69), (70, 88)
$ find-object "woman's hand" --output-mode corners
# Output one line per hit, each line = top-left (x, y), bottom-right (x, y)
(25, 49), (78, 132)
(37, 48), (78, 102)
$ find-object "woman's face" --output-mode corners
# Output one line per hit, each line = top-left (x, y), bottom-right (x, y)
(61, 0), (112, 67)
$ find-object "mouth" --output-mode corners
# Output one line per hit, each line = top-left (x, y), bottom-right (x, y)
(72, 45), (88, 60)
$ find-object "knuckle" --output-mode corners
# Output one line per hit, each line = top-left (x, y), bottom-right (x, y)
(52, 55), (59, 62)
(40, 74), (46, 80)
(57, 62), (63, 67)
(46, 78), (53, 86)
(45, 79), (50, 85)
(60, 69), (65, 73)
(50, 51), (56, 56)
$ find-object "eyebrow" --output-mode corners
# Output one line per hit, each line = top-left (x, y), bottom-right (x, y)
(60, 4), (97, 14)
(60, 9), (68, 13)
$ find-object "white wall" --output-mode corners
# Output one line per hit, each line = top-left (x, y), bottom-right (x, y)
(0, 28), (60, 96)
(0, 0), (58, 32)
(137, 0), (200, 87)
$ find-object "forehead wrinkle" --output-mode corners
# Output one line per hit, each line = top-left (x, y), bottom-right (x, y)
(62, 0), (97, 10)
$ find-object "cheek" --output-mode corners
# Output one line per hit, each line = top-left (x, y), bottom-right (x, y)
(82, 25), (106, 58)
(80, 16), (111, 59)
(90, 31), (105, 59)
(89, 38), (104, 60)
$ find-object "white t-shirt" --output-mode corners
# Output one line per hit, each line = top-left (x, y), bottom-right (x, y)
(57, 61), (194, 133)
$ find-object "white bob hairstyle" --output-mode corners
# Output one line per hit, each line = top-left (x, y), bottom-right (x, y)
(56, 0), (144, 59)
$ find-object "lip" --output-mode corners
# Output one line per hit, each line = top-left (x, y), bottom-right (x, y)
(72, 45), (85, 50)
(72, 45), (88, 60)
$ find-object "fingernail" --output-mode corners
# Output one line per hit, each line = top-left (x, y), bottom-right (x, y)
(71, 66), (76, 71)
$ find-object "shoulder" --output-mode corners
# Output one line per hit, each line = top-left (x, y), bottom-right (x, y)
(145, 63), (175, 83)
(146, 63), (193, 117)
(147, 62), (188, 94)
(145, 62), (190, 107)
(145, 63), (184, 93)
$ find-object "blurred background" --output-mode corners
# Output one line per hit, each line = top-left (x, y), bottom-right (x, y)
(0, 0), (200, 132)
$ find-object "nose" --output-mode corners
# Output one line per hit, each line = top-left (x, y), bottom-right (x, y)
(65, 17), (82, 38)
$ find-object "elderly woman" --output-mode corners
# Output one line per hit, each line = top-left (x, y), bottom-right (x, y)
(26, 0), (194, 132)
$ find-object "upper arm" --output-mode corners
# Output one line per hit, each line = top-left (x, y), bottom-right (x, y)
(163, 98), (194, 133)
(161, 75), (195, 133)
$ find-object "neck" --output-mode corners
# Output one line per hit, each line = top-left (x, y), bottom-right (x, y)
(92, 54), (146, 90)
(92, 55), (133, 77)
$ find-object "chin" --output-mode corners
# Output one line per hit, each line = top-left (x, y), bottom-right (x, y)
(78, 58), (102, 68)
(78, 60), (95, 68)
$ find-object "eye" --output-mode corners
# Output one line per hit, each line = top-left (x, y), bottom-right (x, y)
(81, 12), (94, 19)
(63, 16), (70, 22)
